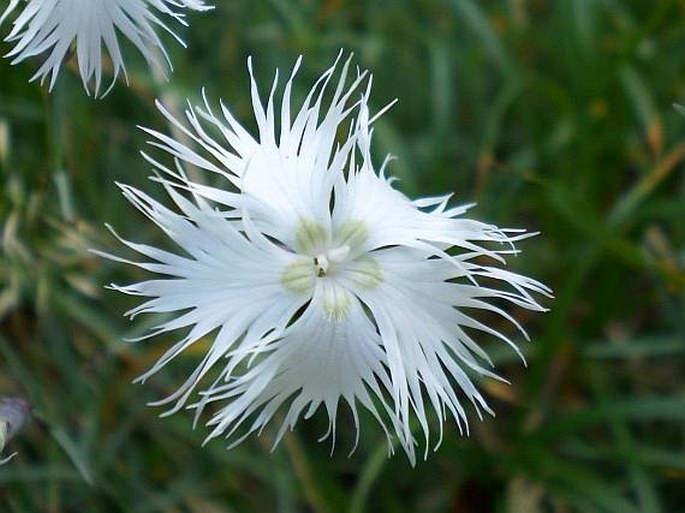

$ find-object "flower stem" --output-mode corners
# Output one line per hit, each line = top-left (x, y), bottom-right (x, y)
(283, 432), (332, 513)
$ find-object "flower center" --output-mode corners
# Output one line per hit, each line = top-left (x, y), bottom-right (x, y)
(281, 219), (383, 321)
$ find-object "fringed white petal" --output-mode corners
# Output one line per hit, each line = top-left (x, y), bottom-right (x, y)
(196, 298), (405, 459)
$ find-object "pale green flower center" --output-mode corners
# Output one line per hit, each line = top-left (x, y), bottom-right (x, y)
(282, 219), (383, 321)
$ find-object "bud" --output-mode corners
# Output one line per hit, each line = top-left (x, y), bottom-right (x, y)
(0, 397), (31, 465)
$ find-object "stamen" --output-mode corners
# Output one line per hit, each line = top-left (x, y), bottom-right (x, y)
(314, 255), (329, 276)
(314, 245), (350, 277)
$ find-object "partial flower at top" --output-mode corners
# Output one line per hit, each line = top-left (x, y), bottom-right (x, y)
(99, 55), (552, 464)
(0, 0), (213, 97)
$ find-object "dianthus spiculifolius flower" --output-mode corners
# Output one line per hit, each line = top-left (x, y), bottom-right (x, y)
(0, 0), (212, 96)
(100, 55), (551, 464)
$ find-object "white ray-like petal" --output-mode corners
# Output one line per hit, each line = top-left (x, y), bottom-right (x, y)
(0, 0), (212, 96)
(103, 179), (309, 412)
(195, 296), (406, 458)
(353, 246), (550, 460)
(141, 54), (372, 251)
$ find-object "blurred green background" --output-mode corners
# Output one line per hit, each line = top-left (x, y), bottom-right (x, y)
(1, 0), (685, 512)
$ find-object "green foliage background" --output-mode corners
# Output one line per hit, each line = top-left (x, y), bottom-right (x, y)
(1, 1), (684, 512)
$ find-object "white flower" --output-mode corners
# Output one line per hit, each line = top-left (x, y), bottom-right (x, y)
(0, 0), (213, 96)
(101, 55), (552, 464)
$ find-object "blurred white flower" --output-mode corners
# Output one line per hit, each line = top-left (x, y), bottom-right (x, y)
(101, 55), (551, 463)
(0, 0), (213, 96)
(0, 397), (31, 465)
